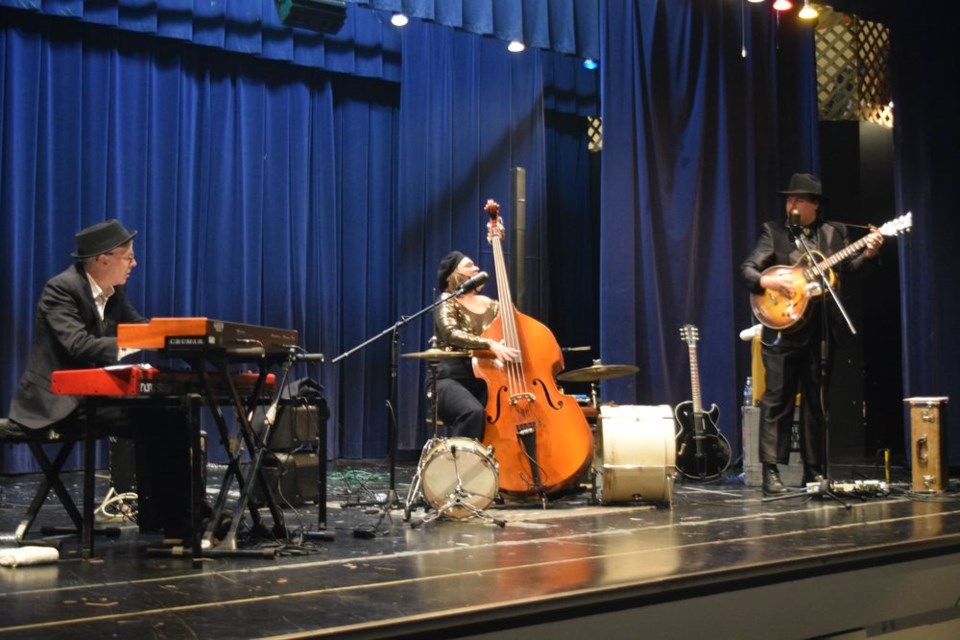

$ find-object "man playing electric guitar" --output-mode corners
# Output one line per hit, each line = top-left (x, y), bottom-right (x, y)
(738, 173), (885, 495)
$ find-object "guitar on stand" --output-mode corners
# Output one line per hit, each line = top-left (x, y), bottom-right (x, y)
(675, 325), (731, 481)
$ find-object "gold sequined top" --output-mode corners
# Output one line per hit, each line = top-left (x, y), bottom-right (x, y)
(433, 298), (499, 351)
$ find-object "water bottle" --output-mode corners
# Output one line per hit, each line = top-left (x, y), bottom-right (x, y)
(742, 376), (753, 407)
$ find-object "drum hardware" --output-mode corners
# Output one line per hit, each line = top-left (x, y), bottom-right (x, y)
(403, 348), (444, 521)
(556, 361), (640, 384)
(407, 438), (505, 528)
(402, 339), (503, 526)
(557, 361), (639, 410)
(400, 347), (472, 360)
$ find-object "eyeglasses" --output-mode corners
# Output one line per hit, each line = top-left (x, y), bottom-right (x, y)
(105, 251), (136, 263)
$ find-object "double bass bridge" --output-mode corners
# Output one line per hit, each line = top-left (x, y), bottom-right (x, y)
(509, 392), (536, 406)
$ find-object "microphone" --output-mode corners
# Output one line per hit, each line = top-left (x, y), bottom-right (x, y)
(788, 209), (801, 237)
(738, 324), (763, 342)
(455, 271), (489, 294)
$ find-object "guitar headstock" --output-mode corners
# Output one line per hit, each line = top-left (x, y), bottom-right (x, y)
(679, 324), (699, 345)
(877, 212), (912, 237)
(485, 199), (504, 244)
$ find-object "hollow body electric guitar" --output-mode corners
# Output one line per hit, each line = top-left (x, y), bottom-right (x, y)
(751, 213), (912, 331)
(675, 325), (731, 481)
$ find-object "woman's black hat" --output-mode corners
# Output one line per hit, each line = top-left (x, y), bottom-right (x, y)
(436, 250), (465, 292)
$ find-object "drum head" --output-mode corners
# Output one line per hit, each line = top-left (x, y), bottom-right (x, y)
(421, 438), (499, 519)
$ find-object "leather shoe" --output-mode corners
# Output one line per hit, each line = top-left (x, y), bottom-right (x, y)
(762, 463), (787, 494)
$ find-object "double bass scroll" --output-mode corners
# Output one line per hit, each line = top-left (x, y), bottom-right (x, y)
(472, 199), (594, 497)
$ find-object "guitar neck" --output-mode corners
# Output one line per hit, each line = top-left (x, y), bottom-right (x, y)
(687, 342), (704, 415)
(813, 233), (871, 272)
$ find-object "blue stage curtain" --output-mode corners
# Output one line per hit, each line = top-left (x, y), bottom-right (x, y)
(598, 0), (818, 458)
(0, 6), (596, 470)
(392, 19), (559, 451)
(0, 0), (403, 80)
(875, 4), (960, 462)
(0, 12), (392, 469)
(363, 0), (599, 60)
(0, 0), (600, 72)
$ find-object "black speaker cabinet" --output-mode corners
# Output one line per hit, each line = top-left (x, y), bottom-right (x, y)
(267, 405), (320, 451)
(247, 451), (320, 507)
(275, 0), (346, 33)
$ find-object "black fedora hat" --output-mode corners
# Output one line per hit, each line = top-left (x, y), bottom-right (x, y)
(71, 219), (138, 259)
(778, 173), (822, 196)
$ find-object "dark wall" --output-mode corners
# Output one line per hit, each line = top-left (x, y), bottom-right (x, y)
(819, 121), (902, 463)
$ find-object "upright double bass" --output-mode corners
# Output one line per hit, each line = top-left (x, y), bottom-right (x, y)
(473, 200), (594, 498)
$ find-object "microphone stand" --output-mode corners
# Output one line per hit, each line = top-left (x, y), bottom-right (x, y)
(791, 224), (855, 502)
(330, 284), (482, 512)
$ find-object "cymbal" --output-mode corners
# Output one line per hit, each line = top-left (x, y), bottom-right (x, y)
(401, 348), (470, 360)
(557, 363), (639, 382)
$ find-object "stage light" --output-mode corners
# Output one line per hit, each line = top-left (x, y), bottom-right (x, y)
(747, 0), (765, 3)
(772, 0), (793, 11)
(798, 1), (819, 19)
(583, 58), (598, 70)
(390, 13), (408, 27)
(507, 40), (525, 53)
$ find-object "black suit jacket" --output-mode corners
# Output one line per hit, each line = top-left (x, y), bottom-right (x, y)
(9, 263), (145, 430)
(739, 218), (874, 347)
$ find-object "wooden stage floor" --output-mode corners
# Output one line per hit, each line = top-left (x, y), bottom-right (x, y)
(2, 461), (960, 639)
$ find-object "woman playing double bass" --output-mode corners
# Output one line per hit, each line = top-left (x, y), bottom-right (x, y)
(432, 251), (520, 441)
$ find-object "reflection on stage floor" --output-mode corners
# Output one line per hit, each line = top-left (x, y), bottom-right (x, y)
(1, 461), (960, 639)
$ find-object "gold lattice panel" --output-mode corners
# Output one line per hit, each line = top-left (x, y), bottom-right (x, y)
(815, 10), (893, 128)
(587, 116), (602, 152)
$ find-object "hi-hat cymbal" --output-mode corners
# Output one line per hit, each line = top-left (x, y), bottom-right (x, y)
(401, 348), (470, 360)
(557, 363), (639, 382)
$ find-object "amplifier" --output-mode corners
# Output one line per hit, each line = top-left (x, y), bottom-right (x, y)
(256, 405), (321, 451)
(246, 452), (320, 507)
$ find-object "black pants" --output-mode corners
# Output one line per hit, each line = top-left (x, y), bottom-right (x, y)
(759, 340), (828, 467)
(18, 404), (193, 536)
(435, 376), (488, 441)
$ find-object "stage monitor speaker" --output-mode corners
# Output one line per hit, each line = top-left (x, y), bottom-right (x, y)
(275, 0), (346, 33)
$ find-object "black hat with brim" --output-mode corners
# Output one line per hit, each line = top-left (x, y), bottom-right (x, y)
(71, 219), (138, 259)
(777, 173), (822, 196)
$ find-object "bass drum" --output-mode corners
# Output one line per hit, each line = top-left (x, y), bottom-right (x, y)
(594, 404), (676, 505)
(421, 437), (499, 519)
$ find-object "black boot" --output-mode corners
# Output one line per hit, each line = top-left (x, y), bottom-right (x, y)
(762, 463), (787, 494)
(802, 464), (824, 485)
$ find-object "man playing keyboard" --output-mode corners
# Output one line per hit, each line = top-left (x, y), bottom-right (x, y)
(6, 219), (194, 538)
